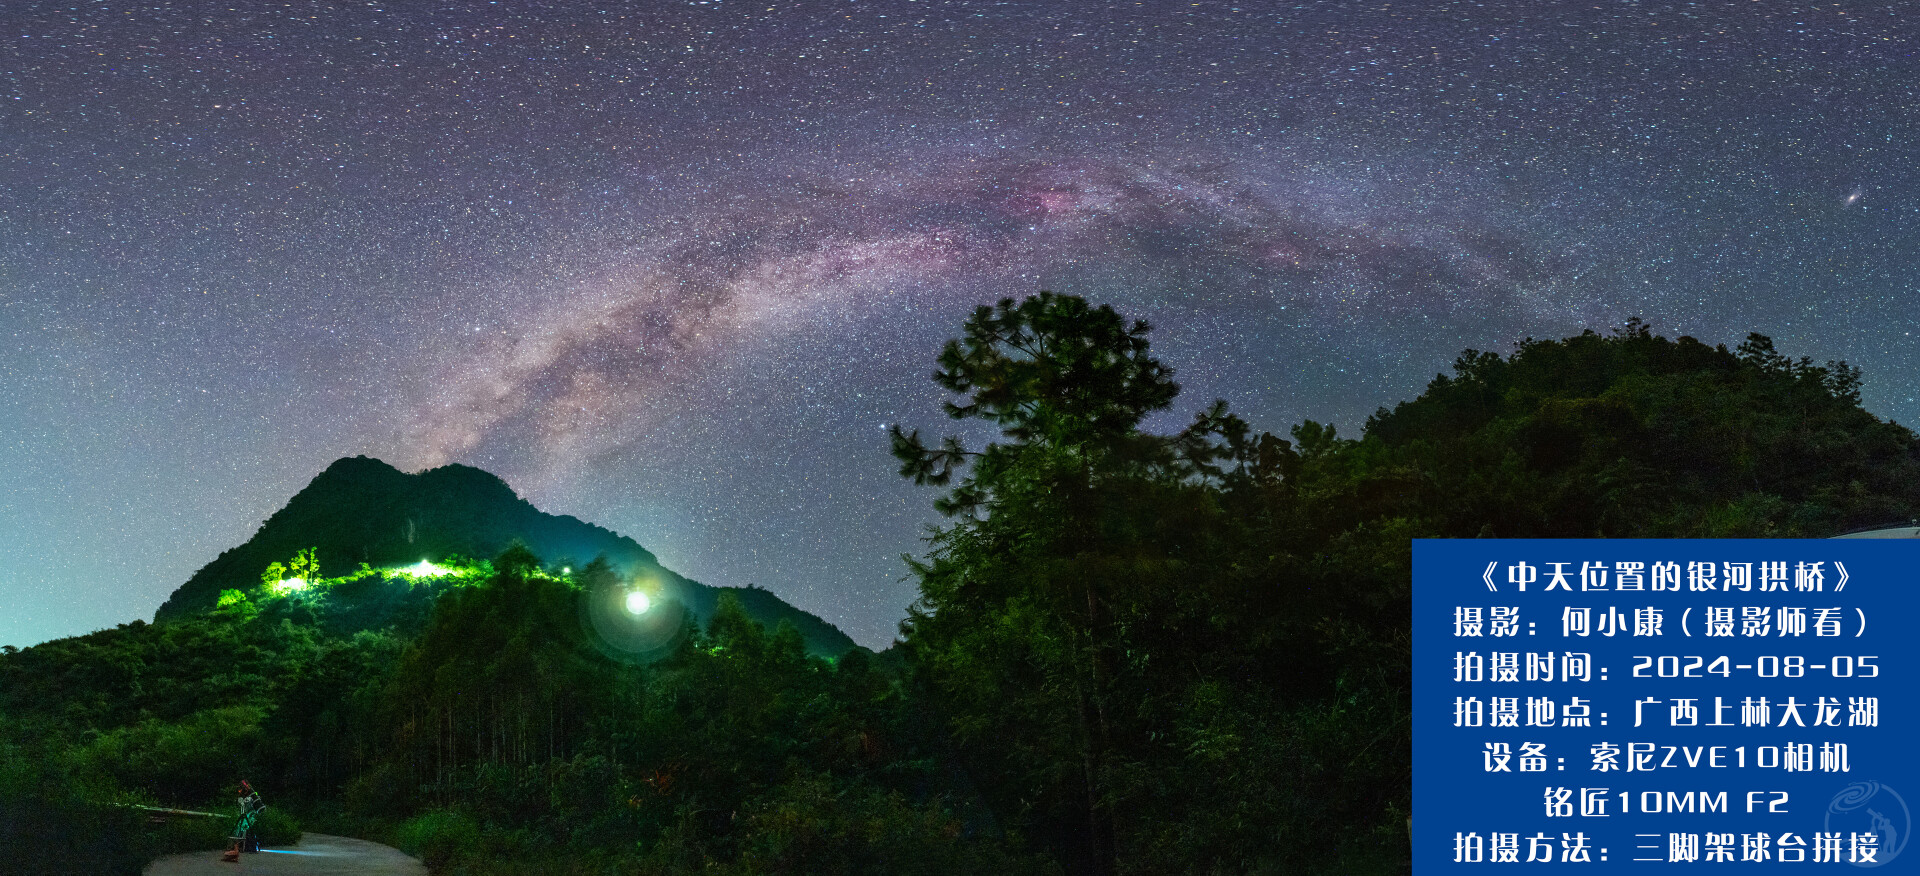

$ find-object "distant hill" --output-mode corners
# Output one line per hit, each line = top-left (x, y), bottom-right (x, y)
(154, 455), (857, 656)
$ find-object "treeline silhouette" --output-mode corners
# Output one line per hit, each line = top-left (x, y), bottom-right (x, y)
(4, 297), (1916, 875)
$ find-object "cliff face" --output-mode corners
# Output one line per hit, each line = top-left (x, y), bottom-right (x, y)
(155, 456), (856, 656)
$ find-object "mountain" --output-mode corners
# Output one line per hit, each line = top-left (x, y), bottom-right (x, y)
(153, 455), (858, 656)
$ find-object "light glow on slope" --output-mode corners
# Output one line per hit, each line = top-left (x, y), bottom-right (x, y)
(402, 560), (452, 579)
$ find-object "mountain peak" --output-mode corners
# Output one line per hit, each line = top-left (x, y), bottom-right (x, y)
(321, 454), (401, 473)
(417, 461), (515, 490)
(309, 454), (405, 483)
(154, 457), (856, 656)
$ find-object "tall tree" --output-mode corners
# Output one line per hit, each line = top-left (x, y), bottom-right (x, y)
(893, 292), (1274, 875)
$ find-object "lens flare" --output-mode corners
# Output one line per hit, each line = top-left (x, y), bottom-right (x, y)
(582, 573), (686, 663)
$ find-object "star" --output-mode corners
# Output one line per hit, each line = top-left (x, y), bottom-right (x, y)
(3, 0), (1916, 650)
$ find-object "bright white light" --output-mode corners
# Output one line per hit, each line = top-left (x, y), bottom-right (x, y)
(405, 560), (451, 578)
(625, 591), (651, 615)
(280, 577), (306, 591)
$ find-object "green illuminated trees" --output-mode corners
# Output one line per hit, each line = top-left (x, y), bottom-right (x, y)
(288, 548), (320, 583)
(259, 547), (318, 590)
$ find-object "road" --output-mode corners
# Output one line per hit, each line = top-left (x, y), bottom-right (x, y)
(143, 833), (427, 876)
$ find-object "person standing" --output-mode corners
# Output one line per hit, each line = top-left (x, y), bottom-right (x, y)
(221, 780), (264, 862)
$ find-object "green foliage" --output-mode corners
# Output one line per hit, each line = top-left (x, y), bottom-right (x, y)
(333, 555), (1019, 875)
(154, 456), (682, 627)
(145, 812), (235, 855)
(0, 725), (172, 874)
(255, 805), (304, 846)
(373, 545), (615, 802)
(78, 706), (269, 803)
(288, 546), (321, 582)
(4, 544), (961, 873)
(1360, 324), (1920, 537)
(0, 606), (362, 865)
(5, 302), (1913, 876)
(890, 291), (1179, 516)
(892, 292), (1401, 875)
(396, 808), (484, 869)
(891, 305), (1920, 875)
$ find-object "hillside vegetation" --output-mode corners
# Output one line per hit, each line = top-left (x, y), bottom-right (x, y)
(2, 301), (1913, 875)
(155, 455), (857, 657)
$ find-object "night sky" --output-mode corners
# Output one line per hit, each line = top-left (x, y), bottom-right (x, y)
(4, 1), (1916, 650)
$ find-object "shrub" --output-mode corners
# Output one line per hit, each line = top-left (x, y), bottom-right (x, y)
(395, 809), (482, 869)
(255, 805), (303, 846)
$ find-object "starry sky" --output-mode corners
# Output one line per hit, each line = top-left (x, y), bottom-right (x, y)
(4, 1), (1916, 650)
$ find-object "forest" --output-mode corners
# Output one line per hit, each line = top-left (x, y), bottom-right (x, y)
(4, 296), (1917, 875)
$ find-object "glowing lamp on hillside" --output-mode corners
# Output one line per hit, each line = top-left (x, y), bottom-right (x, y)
(585, 575), (680, 662)
(276, 577), (307, 592)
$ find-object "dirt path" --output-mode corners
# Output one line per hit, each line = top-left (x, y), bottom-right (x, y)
(143, 833), (427, 876)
